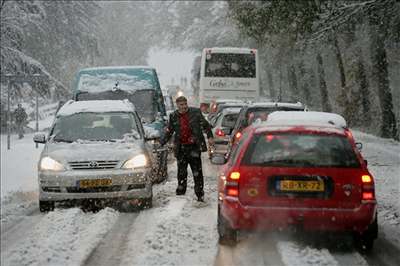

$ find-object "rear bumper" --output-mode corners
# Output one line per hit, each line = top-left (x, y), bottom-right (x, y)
(221, 198), (377, 234)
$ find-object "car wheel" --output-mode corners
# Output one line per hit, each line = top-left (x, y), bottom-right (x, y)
(217, 205), (237, 245)
(39, 200), (55, 212)
(354, 216), (378, 252)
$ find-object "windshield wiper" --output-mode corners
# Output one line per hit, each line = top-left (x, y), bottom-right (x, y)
(88, 139), (117, 142)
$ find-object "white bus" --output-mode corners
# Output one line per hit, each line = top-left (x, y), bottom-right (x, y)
(199, 47), (259, 105)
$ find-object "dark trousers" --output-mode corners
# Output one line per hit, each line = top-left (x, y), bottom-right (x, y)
(176, 144), (204, 198)
(16, 123), (24, 139)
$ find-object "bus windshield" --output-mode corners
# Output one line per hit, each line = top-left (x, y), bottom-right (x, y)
(205, 53), (256, 78)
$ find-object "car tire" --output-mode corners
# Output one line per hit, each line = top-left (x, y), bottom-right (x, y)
(39, 200), (55, 212)
(354, 216), (378, 252)
(217, 205), (237, 245)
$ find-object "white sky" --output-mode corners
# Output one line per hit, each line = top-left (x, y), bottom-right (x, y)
(147, 48), (197, 89)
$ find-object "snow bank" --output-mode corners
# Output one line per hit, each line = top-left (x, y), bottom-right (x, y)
(3, 208), (119, 266)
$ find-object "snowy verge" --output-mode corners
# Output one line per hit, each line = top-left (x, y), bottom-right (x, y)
(2, 207), (119, 266)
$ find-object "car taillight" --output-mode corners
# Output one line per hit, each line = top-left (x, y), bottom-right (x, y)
(225, 171), (240, 198)
(226, 188), (239, 197)
(216, 128), (225, 137)
(361, 174), (375, 202)
(235, 132), (242, 140)
(229, 171), (240, 180)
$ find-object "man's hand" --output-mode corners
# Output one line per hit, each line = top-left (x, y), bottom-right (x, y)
(208, 137), (214, 146)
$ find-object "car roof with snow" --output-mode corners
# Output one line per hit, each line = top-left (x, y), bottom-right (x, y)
(248, 101), (305, 109)
(57, 100), (135, 117)
(221, 107), (242, 115)
(215, 99), (244, 104)
(254, 111), (348, 134)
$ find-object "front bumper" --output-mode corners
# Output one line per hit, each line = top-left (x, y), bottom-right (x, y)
(221, 198), (377, 234)
(39, 168), (152, 201)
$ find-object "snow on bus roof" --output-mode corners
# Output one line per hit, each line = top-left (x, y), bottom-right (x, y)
(57, 100), (135, 116)
(262, 111), (347, 128)
(204, 47), (254, 53)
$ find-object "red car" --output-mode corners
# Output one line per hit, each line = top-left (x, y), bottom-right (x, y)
(212, 111), (377, 250)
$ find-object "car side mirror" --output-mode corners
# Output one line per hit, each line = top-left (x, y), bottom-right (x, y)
(355, 142), (363, 151)
(211, 154), (226, 165)
(33, 133), (46, 144)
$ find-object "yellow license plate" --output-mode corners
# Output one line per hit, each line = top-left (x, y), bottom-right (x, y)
(79, 179), (112, 188)
(279, 180), (324, 192)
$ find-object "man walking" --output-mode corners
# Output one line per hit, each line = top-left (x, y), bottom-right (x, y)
(14, 103), (28, 139)
(161, 96), (214, 202)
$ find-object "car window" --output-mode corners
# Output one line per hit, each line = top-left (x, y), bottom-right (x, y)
(228, 130), (249, 166)
(50, 112), (141, 142)
(77, 89), (158, 123)
(222, 113), (239, 128)
(242, 133), (360, 168)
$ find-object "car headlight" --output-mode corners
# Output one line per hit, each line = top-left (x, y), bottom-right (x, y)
(122, 154), (148, 169)
(40, 156), (64, 171)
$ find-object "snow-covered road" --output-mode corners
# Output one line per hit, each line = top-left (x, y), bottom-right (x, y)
(1, 131), (399, 266)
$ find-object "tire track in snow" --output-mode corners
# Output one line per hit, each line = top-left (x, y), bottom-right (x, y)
(83, 212), (139, 266)
(215, 234), (284, 266)
(2, 207), (119, 266)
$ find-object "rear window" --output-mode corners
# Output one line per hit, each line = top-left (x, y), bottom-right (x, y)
(246, 107), (303, 124)
(242, 133), (360, 168)
(222, 114), (239, 128)
(205, 53), (256, 78)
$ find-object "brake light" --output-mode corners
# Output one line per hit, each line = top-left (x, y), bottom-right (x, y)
(227, 188), (239, 197)
(235, 132), (242, 139)
(361, 174), (375, 202)
(216, 128), (225, 137)
(362, 192), (374, 200)
(266, 135), (274, 142)
(229, 172), (240, 180)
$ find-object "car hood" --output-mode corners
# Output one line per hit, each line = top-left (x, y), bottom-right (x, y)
(43, 141), (146, 164)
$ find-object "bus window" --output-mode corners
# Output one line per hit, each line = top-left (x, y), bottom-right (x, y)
(205, 53), (256, 78)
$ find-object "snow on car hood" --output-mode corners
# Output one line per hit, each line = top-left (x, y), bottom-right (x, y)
(43, 140), (146, 164)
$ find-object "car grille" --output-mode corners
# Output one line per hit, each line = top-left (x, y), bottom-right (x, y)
(42, 186), (61, 192)
(66, 185), (122, 193)
(68, 160), (119, 170)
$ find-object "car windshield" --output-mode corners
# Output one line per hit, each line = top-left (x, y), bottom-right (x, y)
(50, 112), (141, 142)
(77, 89), (158, 123)
(243, 133), (360, 168)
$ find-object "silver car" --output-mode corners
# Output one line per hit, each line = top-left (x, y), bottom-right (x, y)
(34, 100), (157, 212)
